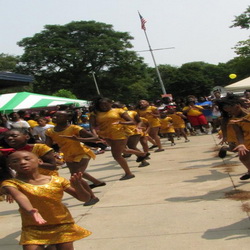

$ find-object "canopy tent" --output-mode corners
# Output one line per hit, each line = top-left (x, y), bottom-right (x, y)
(0, 92), (89, 114)
(224, 76), (250, 92)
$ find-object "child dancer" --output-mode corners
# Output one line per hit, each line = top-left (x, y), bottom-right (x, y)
(159, 112), (175, 146)
(167, 108), (189, 142)
(2, 128), (58, 176)
(216, 95), (250, 180)
(1, 151), (91, 250)
(45, 110), (105, 204)
(136, 100), (164, 152)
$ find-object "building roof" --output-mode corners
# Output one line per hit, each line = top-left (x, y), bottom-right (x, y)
(0, 72), (34, 90)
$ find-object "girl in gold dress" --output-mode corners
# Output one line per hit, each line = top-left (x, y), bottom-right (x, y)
(1, 151), (91, 250)
(45, 110), (105, 206)
(136, 100), (164, 152)
(1, 128), (58, 176)
(90, 98), (149, 180)
(216, 95), (250, 180)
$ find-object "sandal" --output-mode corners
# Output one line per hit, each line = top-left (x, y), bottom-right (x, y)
(119, 174), (135, 181)
(136, 153), (150, 162)
(83, 197), (100, 206)
(154, 148), (165, 152)
(89, 182), (106, 189)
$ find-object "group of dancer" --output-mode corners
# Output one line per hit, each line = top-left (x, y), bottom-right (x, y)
(1, 93), (250, 249)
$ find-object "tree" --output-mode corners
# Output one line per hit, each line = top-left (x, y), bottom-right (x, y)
(17, 21), (150, 101)
(0, 53), (19, 71)
(231, 6), (250, 57)
(52, 89), (77, 99)
(149, 62), (229, 99)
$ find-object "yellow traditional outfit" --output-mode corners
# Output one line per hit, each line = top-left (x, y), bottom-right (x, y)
(160, 117), (175, 134)
(45, 125), (95, 162)
(93, 108), (130, 140)
(232, 114), (250, 149)
(168, 112), (186, 129)
(1, 176), (91, 245)
(136, 106), (161, 128)
(126, 110), (142, 137)
(139, 117), (150, 137)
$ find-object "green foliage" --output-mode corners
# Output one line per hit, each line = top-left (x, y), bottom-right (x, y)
(231, 6), (250, 29)
(0, 53), (19, 71)
(17, 20), (148, 101)
(148, 62), (234, 99)
(14, 19), (250, 102)
(231, 6), (250, 57)
(52, 89), (77, 99)
(226, 57), (250, 80)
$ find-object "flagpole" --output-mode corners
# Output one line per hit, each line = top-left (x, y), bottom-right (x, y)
(143, 29), (167, 95)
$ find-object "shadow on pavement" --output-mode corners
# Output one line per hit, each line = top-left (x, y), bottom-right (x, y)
(202, 218), (250, 240)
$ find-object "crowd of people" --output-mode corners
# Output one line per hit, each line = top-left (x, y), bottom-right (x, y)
(1, 90), (250, 249)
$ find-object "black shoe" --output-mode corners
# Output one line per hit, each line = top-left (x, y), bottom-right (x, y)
(136, 153), (151, 162)
(89, 182), (106, 189)
(218, 147), (227, 158)
(240, 173), (250, 180)
(149, 145), (158, 149)
(138, 161), (150, 167)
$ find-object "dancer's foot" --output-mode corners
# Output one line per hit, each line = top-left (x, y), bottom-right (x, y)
(119, 174), (135, 181)
(136, 153), (150, 162)
(83, 197), (100, 206)
(218, 147), (227, 158)
(89, 182), (106, 189)
(154, 148), (165, 152)
(240, 173), (250, 180)
(138, 161), (150, 167)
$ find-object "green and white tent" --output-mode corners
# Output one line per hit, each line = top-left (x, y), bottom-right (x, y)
(0, 92), (89, 114)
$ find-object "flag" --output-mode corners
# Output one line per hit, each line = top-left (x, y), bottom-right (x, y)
(138, 12), (147, 30)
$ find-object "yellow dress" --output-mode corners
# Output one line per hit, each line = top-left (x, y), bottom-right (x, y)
(160, 117), (175, 133)
(168, 112), (185, 129)
(1, 176), (91, 245)
(233, 114), (250, 149)
(45, 125), (95, 162)
(126, 110), (142, 136)
(136, 106), (161, 128)
(93, 108), (130, 140)
(139, 117), (150, 137)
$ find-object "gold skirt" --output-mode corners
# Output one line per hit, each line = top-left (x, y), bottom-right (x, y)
(20, 223), (91, 245)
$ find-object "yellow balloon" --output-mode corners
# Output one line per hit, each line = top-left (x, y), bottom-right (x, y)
(229, 74), (237, 79)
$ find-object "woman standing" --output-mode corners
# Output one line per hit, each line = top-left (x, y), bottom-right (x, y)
(136, 100), (164, 152)
(90, 98), (148, 180)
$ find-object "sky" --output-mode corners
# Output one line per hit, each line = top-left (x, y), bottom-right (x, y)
(0, 0), (249, 67)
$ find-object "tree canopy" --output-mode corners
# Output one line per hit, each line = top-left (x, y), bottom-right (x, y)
(231, 5), (250, 57)
(17, 20), (150, 103)
(0, 53), (19, 72)
(11, 16), (250, 103)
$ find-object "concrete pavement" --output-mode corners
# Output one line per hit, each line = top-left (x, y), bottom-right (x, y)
(1, 134), (250, 250)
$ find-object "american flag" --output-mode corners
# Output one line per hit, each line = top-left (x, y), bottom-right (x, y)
(138, 12), (147, 30)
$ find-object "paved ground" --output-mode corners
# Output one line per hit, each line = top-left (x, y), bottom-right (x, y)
(1, 134), (250, 250)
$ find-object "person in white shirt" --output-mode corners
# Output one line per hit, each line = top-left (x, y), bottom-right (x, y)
(6, 112), (31, 132)
(32, 117), (54, 143)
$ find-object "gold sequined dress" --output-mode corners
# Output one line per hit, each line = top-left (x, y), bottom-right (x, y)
(1, 176), (91, 245)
